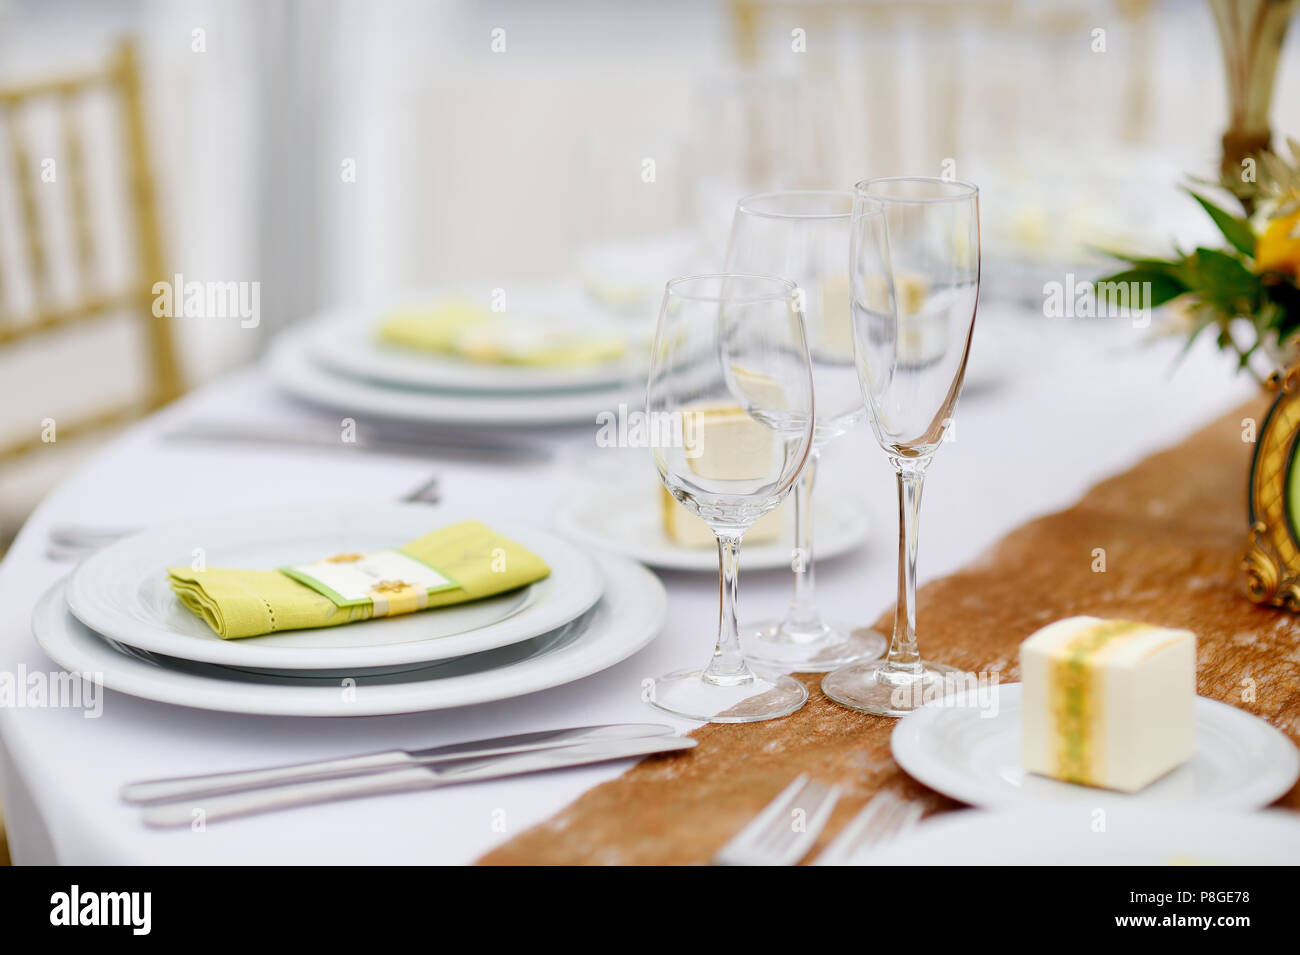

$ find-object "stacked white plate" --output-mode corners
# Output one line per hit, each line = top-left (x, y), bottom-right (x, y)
(34, 505), (667, 716)
(267, 296), (648, 429)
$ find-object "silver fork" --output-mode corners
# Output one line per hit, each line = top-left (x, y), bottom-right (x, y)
(812, 791), (925, 866)
(44, 471), (442, 562)
(712, 774), (841, 866)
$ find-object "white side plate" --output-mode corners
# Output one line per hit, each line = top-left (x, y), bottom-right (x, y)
(66, 506), (602, 670)
(37, 554), (665, 717)
(552, 477), (870, 572)
(891, 683), (1300, 811)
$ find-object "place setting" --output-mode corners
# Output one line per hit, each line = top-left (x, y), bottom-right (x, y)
(35, 504), (668, 717)
(266, 287), (652, 429)
(28, 499), (702, 829)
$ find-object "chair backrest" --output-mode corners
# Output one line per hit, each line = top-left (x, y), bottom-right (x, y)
(0, 38), (182, 463)
(725, 0), (1157, 173)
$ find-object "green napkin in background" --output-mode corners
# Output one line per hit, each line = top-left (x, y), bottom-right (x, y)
(168, 520), (551, 640)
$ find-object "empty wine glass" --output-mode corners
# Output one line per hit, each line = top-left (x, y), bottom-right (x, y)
(646, 274), (815, 722)
(821, 177), (980, 716)
(724, 191), (886, 672)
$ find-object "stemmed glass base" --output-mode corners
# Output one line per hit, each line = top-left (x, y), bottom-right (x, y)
(742, 620), (886, 673)
(649, 666), (808, 723)
(821, 655), (963, 717)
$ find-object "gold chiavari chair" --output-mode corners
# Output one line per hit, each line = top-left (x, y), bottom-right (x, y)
(0, 38), (183, 466)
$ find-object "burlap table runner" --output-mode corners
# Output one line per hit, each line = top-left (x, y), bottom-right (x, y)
(480, 398), (1300, 865)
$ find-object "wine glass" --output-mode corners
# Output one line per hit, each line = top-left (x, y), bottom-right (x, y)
(724, 191), (886, 672)
(646, 274), (815, 722)
(821, 177), (980, 716)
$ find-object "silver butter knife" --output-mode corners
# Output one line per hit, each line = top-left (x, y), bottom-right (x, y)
(141, 735), (697, 827)
(122, 723), (677, 805)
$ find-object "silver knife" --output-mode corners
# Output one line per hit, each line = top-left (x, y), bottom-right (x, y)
(160, 419), (550, 463)
(122, 723), (676, 805)
(141, 735), (697, 827)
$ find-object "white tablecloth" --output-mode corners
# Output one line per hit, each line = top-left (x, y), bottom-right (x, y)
(0, 314), (1257, 863)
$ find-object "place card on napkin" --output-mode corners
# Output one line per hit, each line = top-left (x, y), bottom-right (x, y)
(167, 520), (550, 640)
(377, 302), (626, 367)
(280, 549), (459, 615)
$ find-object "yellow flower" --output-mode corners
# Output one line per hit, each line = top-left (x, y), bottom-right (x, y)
(1256, 207), (1300, 276)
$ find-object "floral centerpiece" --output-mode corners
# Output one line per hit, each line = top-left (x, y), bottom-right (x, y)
(1096, 140), (1300, 384)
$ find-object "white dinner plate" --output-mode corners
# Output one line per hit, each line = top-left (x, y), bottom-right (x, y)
(36, 554), (665, 717)
(552, 477), (870, 572)
(848, 807), (1300, 866)
(269, 326), (641, 428)
(303, 310), (645, 395)
(65, 506), (603, 670)
(891, 683), (1300, 811)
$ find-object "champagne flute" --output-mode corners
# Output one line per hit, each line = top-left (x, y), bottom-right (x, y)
(646, 274), (815, 722)
(822, 177), (980, 716)
(724, 191), (886, 672)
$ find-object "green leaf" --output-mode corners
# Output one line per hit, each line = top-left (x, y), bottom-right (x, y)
(1187, 247), (1255, 287)
(1184, 247), (1262, 312)
(1187, 190), (1256, 257)
(1095, 267), (1187, 308)
(1088, 245), (1179, 269)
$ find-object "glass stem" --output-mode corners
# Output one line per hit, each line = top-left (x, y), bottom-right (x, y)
(888, 460), (929, 675)
(784, 449), (822, 633)
(705, 530), (752, 686)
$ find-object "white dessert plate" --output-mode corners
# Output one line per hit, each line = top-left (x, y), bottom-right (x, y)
(891, 683), (1300, 811)
(847, 807), (1300, 866)
(552, 477), (870, 572)
(303, 310), (645, 395)
(269, 326), (640, 428)
(36, 554), (665, 717)
(65, 506), (602, 670)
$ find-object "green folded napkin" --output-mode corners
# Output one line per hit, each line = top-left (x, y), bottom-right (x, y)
(377, 302), (626, 367)
(168, 520), (551, 640)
